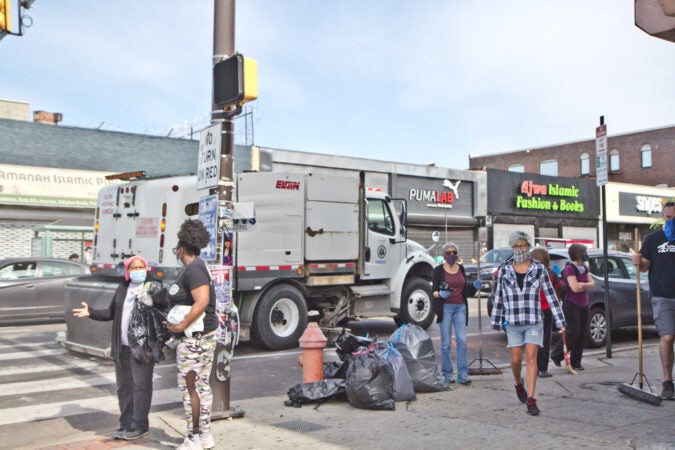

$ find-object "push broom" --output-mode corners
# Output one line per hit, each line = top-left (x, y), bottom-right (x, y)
(468, 241), (502, 376)
(617, 228), (662, 406)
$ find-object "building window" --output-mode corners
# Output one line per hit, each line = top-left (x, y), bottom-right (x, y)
(609, 149), (620, 172)
(641, 144), (652, 168)
(580, 153), (590, 175)
(508, 164), (524, 173)
(539, 160), (558, 176)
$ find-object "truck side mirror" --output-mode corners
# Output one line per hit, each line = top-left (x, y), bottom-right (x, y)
(399, 201), (407, 228)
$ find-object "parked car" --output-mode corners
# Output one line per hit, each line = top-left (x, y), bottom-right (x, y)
(463, 248), (513, 296)
(487, 249), (651, 347)
(0, 258), (90, 323)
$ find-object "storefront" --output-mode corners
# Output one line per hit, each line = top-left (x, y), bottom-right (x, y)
(486, 169), (600, 249)
(391, 172), (484, 262)
(605, 182), (675, 252)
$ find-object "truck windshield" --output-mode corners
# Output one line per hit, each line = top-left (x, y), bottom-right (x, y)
(367, 199), (395, 236)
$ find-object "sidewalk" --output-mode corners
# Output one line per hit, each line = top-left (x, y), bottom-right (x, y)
(32, 344), (674, 450)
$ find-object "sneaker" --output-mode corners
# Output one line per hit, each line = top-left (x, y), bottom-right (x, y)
(538, 371), (552, 378)
(124, 428), (148, 441)
(526, 397), (540, 415)
(515, 383), (528, 403)
(177, 435), (203, 450)
(112, 428), (126, 440)
(200, 432), (215, 449)
(456, 377), (472, 385)
(662, 380), (674, 400)
(445, 377), (455, 384)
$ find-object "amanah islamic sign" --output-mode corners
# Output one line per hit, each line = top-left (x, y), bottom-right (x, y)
(516, 180), (585, 213)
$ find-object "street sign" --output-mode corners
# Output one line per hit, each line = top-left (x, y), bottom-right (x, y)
(595, 124), (608, 187)
(197, 123), (222, 191)
(198, 194), (219, 261)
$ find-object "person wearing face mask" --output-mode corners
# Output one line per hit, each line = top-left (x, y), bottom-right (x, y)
(432, 242), (471, 385)
(631, 201), (675, 400)
(165, 219), (219, 450)
(550, 244), (594, 372)
(489, 231), (566, 415)
(73, 255), (168, 441)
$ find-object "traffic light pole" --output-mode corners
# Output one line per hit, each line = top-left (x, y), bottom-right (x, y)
(209, 0), (244, 420)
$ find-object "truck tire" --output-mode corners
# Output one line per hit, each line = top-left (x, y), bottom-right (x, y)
(252, 284), (308, 351)
(397, 277), (434, 330)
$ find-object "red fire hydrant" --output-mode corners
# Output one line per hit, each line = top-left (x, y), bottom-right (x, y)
(297, 322), (328, 383)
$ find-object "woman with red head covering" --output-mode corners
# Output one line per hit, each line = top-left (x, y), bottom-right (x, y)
(73, 255), (168, 441)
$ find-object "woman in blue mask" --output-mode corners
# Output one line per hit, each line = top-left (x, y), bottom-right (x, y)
(73, 255), (168, 441)
(432, 242), (471, 385)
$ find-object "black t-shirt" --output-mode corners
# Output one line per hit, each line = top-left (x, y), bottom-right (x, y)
(168, 258), (218, 333)
(640, 229), (675, 298)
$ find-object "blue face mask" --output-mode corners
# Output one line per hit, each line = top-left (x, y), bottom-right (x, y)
(665, 218), (675, 242)
(129, 270), (147, 284)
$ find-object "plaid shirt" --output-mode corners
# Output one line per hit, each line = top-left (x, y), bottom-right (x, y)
(490, 259), (566, 330)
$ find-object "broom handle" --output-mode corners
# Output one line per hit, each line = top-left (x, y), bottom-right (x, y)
(635, 228), (643, 387)
(476, 241), (483, 360)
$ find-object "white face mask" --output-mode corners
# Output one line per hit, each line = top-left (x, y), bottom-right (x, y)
(512, 249), (531, 263)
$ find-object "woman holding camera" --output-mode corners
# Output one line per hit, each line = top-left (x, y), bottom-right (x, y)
(432, 242), (471, 385)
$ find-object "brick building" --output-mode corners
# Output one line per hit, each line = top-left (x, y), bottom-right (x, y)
(469, 124), (675, 251)
(469, 124), (675, 187)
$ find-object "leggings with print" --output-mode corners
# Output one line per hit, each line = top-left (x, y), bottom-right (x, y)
(176, 329), (218, 434)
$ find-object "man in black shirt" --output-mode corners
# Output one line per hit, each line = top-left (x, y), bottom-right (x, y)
(632, 201), (675, 400)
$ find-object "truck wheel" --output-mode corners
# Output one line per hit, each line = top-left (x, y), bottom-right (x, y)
(397, 278), (434, 329)
(252, 284), (308, 351)
(587, 306), (606, 348)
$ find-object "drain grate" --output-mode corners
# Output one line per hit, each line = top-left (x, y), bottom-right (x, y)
(274, 419), (328, 433)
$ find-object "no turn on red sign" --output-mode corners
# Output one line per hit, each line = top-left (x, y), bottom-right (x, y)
(198, 123), (222, 191)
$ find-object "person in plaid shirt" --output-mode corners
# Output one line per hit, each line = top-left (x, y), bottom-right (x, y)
(489, 231), (566, 415)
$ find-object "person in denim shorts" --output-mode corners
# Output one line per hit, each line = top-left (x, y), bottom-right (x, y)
(489, 231), (566, 415)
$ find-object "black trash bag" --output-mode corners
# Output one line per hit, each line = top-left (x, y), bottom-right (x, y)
(333, 329), (375, 361)
(372, 342), (416, 401)
(324, 361), (349, 379)
(345, 352), (395, 411)
(128, 299), (171, 363)
(389, 324), (447, 393)
(285, 379), (347, 407)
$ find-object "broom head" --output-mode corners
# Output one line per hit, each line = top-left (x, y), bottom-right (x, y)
(618, 382), (663, 406)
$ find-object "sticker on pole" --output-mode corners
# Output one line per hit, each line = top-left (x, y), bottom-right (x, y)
(197, 123), (222, 191)
(198, 194), (218, 261)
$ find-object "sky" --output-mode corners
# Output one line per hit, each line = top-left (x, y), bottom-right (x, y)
(2, 1), (675, 170)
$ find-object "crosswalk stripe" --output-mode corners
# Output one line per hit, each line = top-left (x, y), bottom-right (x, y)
(3, 372), (119, 395)
(0, 348), (67, 361)
(1, 366), (175, 396)
(0, 387), (181, 426)
(0, 341), (55, 351)
(0, 360), (102, 377)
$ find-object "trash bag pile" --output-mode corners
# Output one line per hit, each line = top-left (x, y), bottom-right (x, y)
(286, 324), (447, 411)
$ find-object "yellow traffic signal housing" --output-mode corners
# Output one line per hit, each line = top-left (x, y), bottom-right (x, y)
(213, 53), (258, 108)
(0, 0), (12, 33)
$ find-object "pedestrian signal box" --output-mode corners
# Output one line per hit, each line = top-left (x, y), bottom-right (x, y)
(0, 0), (12, 34)
(213, 53), (258, 108)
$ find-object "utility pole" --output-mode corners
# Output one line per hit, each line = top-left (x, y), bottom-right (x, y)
(209, 0), (243, 420)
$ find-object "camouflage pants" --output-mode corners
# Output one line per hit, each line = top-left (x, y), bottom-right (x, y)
(176, 329), (218, 434)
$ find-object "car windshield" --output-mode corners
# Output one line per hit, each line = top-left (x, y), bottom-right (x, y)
(480, 249), (512, 264)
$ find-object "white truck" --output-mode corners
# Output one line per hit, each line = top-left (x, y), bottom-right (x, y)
(63, 171), (436, 352)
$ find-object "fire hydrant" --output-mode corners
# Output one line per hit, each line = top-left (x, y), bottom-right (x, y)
(297, 322), (327, 383)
